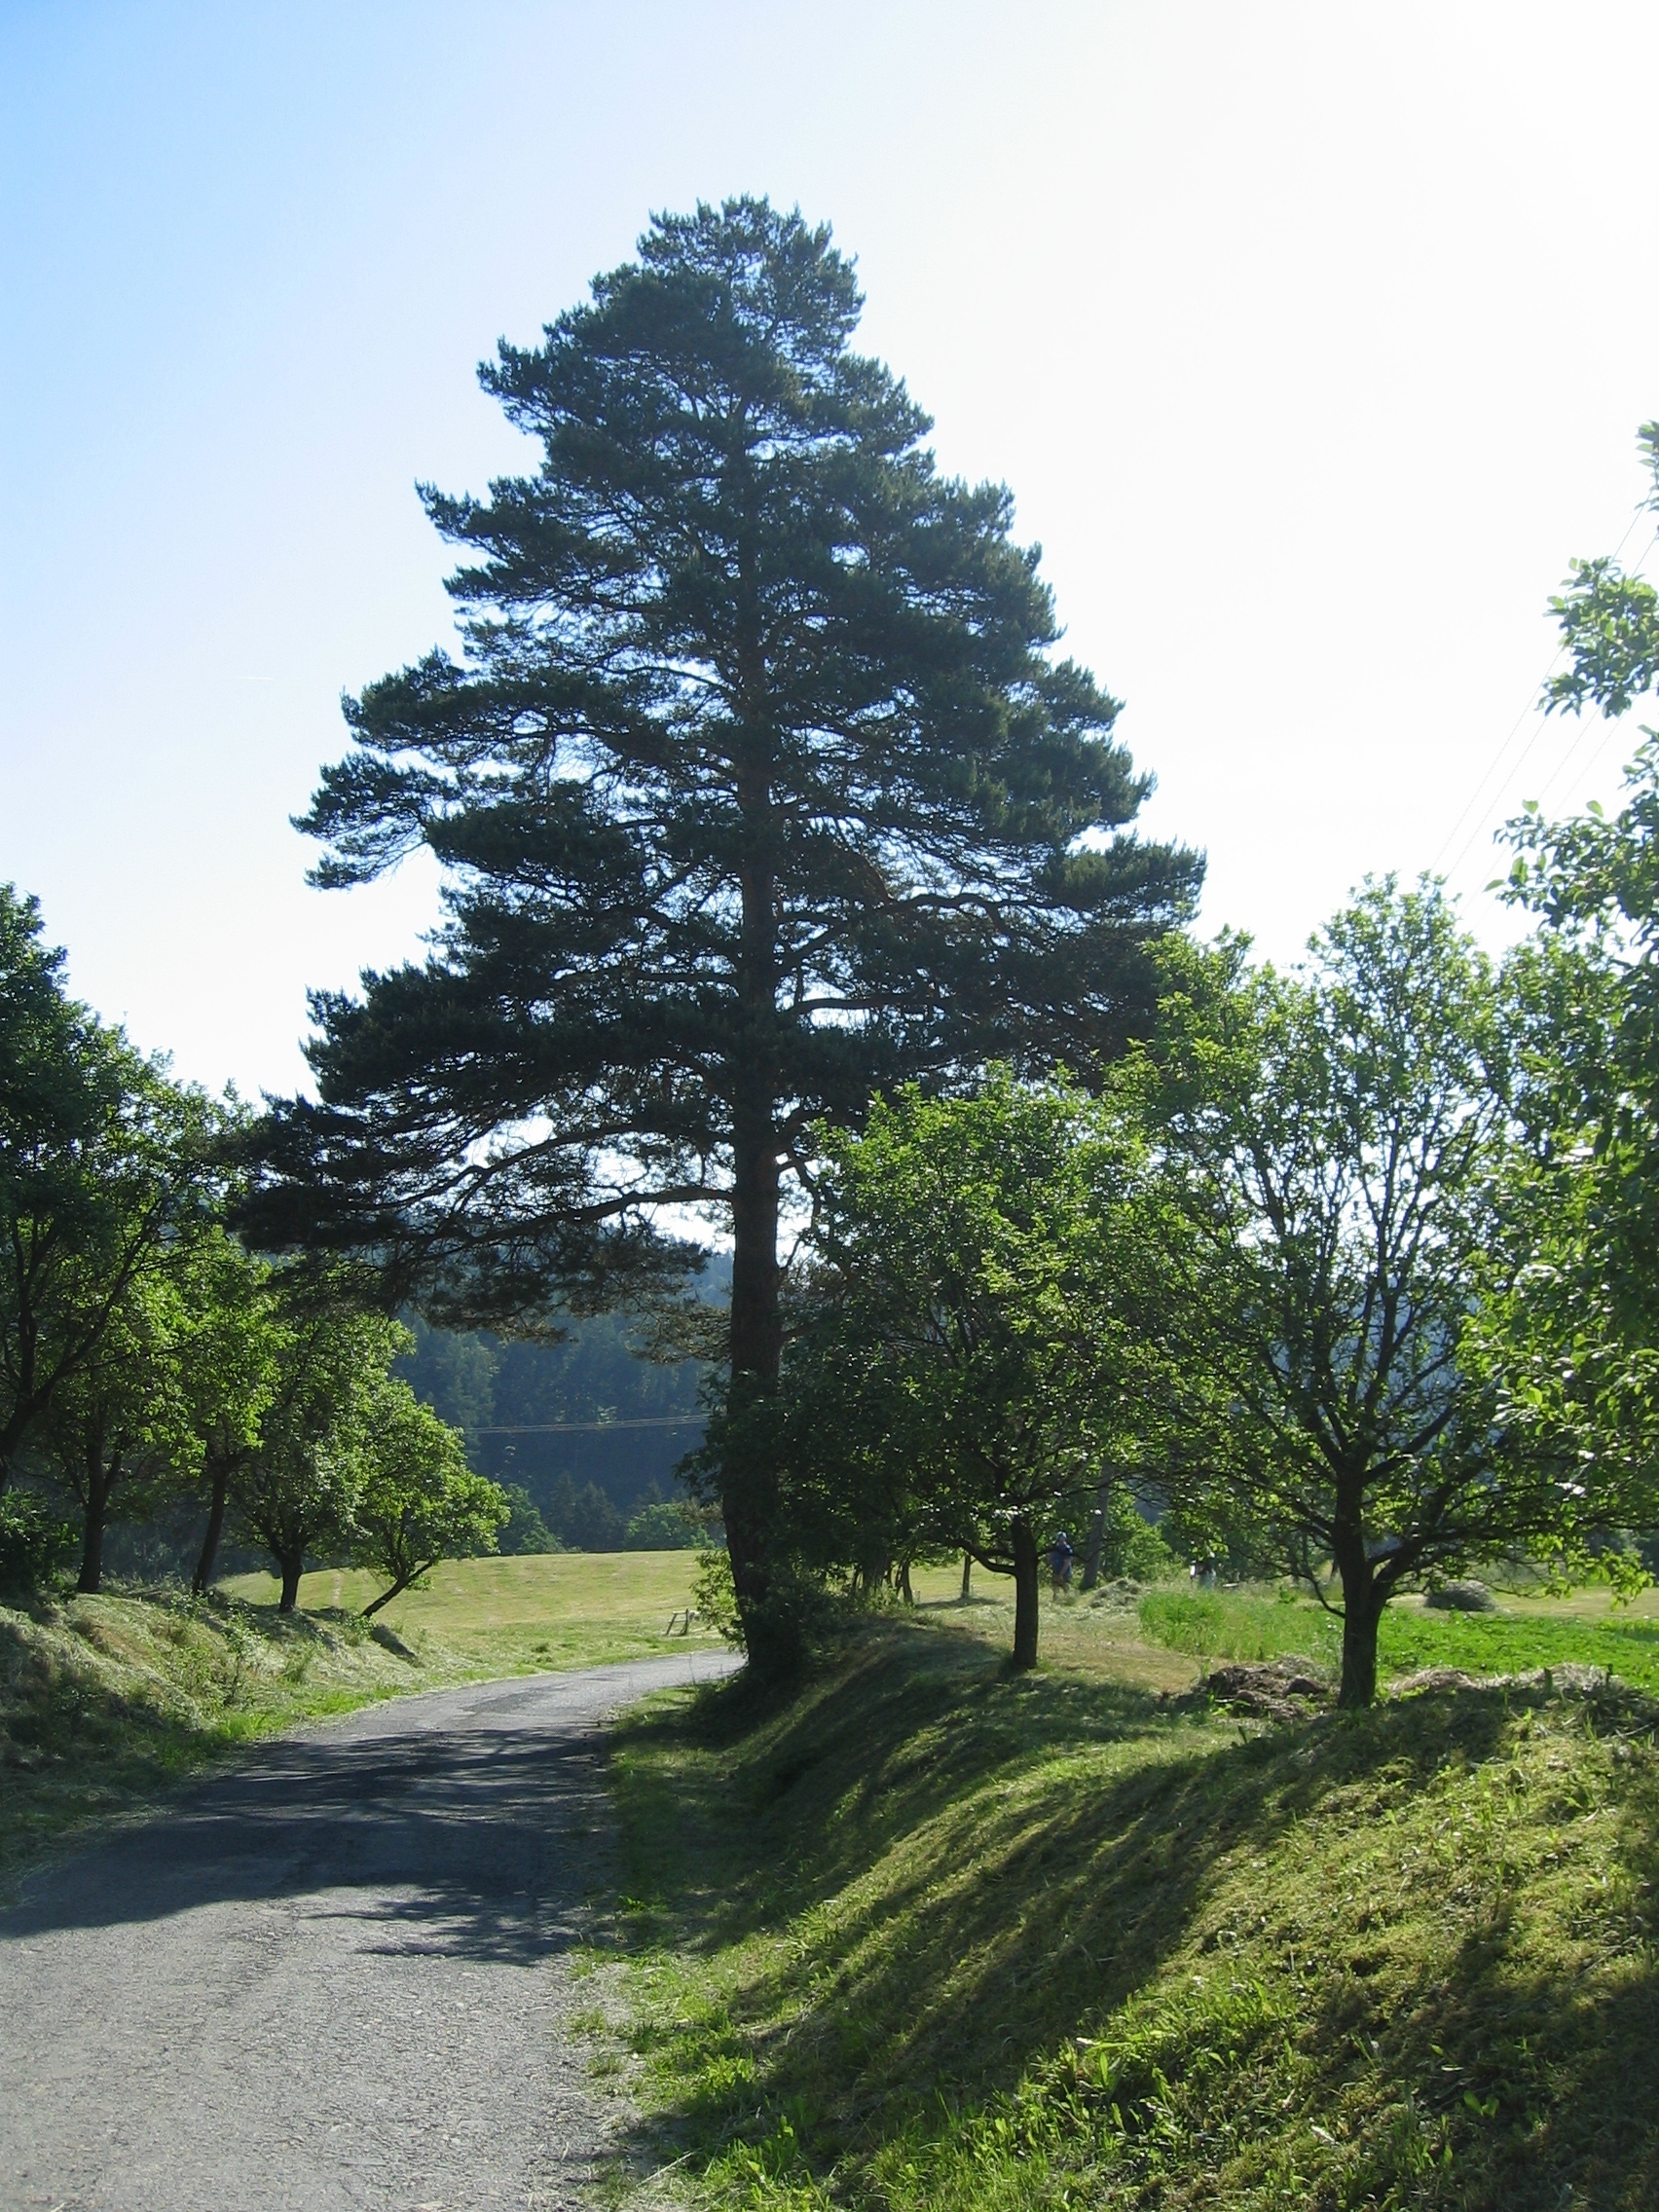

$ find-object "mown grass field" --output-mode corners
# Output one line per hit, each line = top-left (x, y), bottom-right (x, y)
(600, 1585), (1659, 2212)
(907, 1562), (1659, 1693)
(219, 1548), (713, 1675)
(0, 1549), (713, 1892)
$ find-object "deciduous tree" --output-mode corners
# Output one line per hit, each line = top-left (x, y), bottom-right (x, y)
(235, 1302), (402, 1611)
(1147, 881), (1648, 1706)
(350, 1377), (506, 1615)
(174, 1232), (282, 1594)
(0, 886), (216, 1490)
(763, 1073), (1180, 1667)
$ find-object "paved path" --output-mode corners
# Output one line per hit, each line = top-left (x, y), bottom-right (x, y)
(0, 1652), (739, 2212)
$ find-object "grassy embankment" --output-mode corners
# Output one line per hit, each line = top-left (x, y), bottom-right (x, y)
(0, 1548), (712, 1890)
(601, 1575), (1659, 2211)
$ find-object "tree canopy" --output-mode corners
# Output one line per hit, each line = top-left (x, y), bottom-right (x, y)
(755, 1073), (1183, 1667)
(1143, 880), (1656, 1706)
(0, 884), (220, 1494)
(245, 197), (1200, 1670)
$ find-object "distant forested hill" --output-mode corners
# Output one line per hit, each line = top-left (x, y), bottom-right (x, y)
(395, 1258), (725, 1547)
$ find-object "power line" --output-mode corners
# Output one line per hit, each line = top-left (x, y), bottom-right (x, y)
(477, 1414), (704, 1435)
(1431, 503), (1651, 886)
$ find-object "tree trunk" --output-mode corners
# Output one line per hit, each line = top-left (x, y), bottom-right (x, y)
(277, 1551), (305, 1613)
(76, 1455), (116, 1595)
(1012, 1516), (1040, 1669)
(898, 1558), (914, 1604)
(723, 1077), (791, 1674)
(1080, 1468), (1114, 1592)
(0, 1408), (29, 1495)
(1332, 1497), (1382, 1707)
(960, 1552), (973, 1602)
(192, 1460), (232, 1596)
(1339, 1569), (1382, 1708)
(362, 1571), (418, 1620)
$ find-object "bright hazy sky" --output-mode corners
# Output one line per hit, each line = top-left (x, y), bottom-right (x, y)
(5, 3), (1658, 1097)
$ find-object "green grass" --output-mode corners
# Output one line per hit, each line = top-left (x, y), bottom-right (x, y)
(600, 1619), (1659, 2211)
(1, 1549), (713, 1892)
(1133, 1584), (1659, 1694)
(219, 1548), (715, 1675)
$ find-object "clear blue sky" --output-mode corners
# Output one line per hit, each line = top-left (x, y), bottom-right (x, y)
(5, 2), (1658, 1095)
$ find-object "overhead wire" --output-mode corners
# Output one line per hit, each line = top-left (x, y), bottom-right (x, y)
(1430, 502), (1651, 888)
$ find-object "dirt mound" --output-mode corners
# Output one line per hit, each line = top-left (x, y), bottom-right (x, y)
(1423, 1579), (1497, 1611)
(1391, 1660), (1614, 1700)
(1389, 1666), (1484, 1695)
(1199, 1656), (1330, 1721)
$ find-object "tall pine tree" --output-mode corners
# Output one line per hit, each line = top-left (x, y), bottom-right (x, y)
(250, 200), (1199, 1669)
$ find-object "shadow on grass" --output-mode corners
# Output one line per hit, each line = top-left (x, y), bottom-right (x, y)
(609, 1628), (1659, 2210)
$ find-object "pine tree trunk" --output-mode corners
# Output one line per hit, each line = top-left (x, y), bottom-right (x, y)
(76, 1456), (115, 1595)
(723, 1048), (790, 1676)
(192, 1460), (232, 1596)
(1012, 1516), (1040, 1669)
(277, 1551), (305, 1613)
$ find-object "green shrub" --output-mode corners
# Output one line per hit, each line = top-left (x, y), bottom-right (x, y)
(624, 1495), (702, 1550)
(496, 1484), (562, 1555)
(1105, 1499), (1177, 1583)
(0, 1493), (77, 1595)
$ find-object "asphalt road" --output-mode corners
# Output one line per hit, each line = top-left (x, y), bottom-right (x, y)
(0, 1651), (740, 2212)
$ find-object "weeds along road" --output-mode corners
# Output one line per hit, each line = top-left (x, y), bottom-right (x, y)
(0, 1651), (740, 2212)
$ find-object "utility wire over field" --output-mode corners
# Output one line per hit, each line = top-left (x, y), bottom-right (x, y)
(478, 1417), (704, 1435)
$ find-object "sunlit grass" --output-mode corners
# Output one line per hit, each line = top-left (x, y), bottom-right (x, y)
(602, 1620), (1659, 2212)
(218, 1548), (716, 1676)
(2, 1551), (718, 1892)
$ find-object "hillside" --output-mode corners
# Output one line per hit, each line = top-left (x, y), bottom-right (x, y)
(602, 1604), (1659, 2211)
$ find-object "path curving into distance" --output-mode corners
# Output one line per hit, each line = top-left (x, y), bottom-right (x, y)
(0, 1651), (740, 2212)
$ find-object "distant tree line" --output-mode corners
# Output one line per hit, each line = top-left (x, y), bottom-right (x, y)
(394, 1307), (714, 1547)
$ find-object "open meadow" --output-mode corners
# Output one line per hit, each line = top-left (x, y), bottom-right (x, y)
(0, 1549), (715, 1892)
(907, 1564), (1659, 1694)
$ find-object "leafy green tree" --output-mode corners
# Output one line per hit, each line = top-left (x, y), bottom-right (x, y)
(235, 1302), (403, 1611)
(1146, 881), (1649, 1706)
(768, 1072), (1180, 1667)
(173, 1232), (283, 1593)
(1537, 421), (1659, 722)
(623, 1492), (702, 1549)
(350, 1377), (506, 1616)
(245, 199), (1199, 1673)
(0, 887), (216, 1490)
(394, 1314), (500, 1459)
(496, 1483), (559, 1554)
(39, 1273), (193, 1593)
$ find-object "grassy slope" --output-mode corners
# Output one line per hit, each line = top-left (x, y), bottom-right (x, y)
(1, 1549), (712, 1892)
(605, 1607), (1659, 2212)
(220, 1549), (712, 1675)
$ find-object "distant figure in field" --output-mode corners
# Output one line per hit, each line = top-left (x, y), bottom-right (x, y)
(1050, 1531), (1074, 1593)
(1190, 1558), (1218, 1590)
